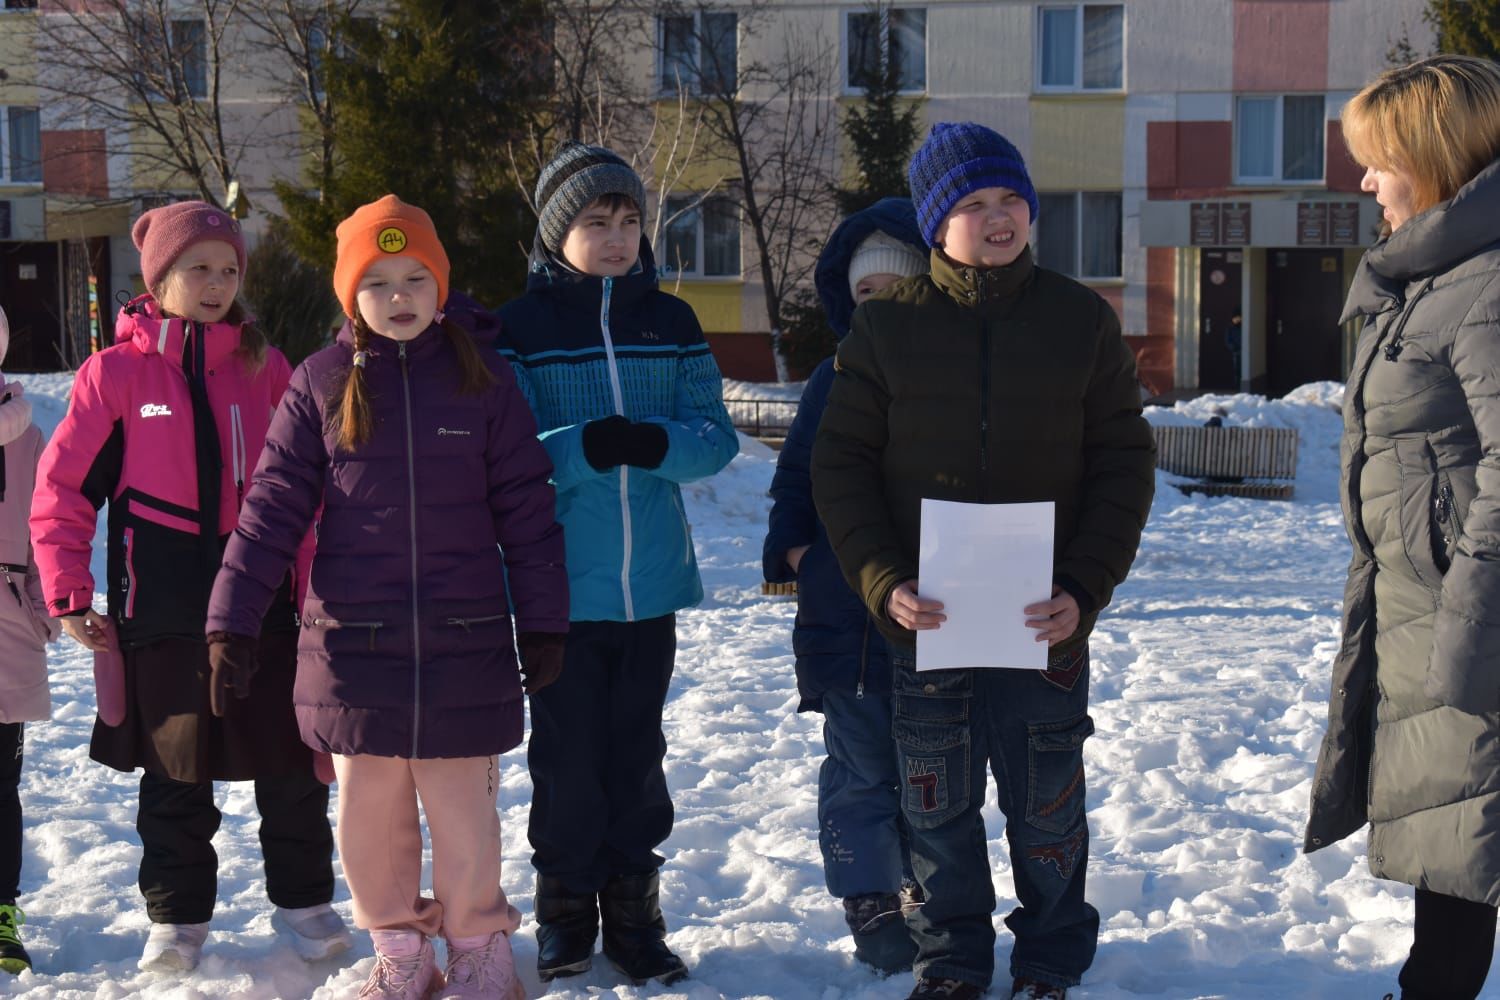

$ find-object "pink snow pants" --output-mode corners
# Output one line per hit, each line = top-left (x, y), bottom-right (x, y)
(332, 753), (521, 939)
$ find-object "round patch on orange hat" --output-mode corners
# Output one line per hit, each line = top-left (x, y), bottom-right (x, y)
(377, 227), (408, 253)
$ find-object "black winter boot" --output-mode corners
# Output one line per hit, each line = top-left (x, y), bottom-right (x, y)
(843, 893), (917, 973)
(534, 875), (598, 981)
(599, 871), (688, 985)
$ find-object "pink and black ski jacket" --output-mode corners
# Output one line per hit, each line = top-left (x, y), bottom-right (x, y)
(31, 295), (300, 648)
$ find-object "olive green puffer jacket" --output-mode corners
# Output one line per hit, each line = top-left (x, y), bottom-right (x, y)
(1306, 157), (1500, 906)
(810, 246), (1155, 654)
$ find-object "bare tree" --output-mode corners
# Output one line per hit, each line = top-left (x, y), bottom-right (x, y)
(238, 0), (366, 210)
(652, 0), (840, 381)
(35, 0), (264, 205)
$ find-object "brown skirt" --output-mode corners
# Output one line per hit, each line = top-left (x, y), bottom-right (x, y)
(90, 629), (311, 783)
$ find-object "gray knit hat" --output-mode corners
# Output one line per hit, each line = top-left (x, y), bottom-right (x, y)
(535, 141), (648, 254)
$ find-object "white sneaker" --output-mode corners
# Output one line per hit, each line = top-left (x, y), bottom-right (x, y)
(273, 903), (353, 960)
(139, 921), (209, 972)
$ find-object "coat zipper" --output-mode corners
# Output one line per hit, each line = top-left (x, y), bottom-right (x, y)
(856, 615), (870, 700)
(308, 617), (384, 651)
(978, 324), (991, 502)
(229, 403), (246, 507)
(1435, 481), (1456, 548)
(598, 278), (636, 621)
(445, 613), (509, 631)
(399, 341), (423, 756)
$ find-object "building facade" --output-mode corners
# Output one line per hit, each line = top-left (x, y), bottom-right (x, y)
(640, 0), (1429, 391)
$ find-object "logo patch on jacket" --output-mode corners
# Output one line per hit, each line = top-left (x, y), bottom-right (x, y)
(437, 427), (471, 437)
(139, 403), (173, 418)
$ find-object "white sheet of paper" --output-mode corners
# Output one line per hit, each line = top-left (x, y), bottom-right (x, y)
(915, 499), (1055, 671)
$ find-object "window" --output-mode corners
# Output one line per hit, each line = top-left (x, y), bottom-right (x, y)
(1037, 4), (1123, 91)
(1036, 191), (1121, 279)
(661, 195), (740, 278)
(1, 107), (41, 184)
(1235, 94), (1325, 183)
(658, 11), (737, 95)
(845, 8), (927, 93)
(173, 19), (207, 99)
(136, 19), (208, 100)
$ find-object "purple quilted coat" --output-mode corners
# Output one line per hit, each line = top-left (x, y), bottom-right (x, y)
(207, 303), (567, 759)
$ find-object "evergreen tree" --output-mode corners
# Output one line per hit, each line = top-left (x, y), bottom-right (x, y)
(278, 0), (549, 308)
(1424, 0), (1500, 60)
(836, 8), (925, 216)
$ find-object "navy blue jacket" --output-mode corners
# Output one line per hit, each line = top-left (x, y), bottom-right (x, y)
(763, 199), (924, 711)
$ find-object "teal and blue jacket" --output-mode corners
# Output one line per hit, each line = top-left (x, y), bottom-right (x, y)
(494, 238), (738, 622)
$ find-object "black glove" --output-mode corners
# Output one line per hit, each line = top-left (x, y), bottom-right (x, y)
(582, 416), (668, 471)
(207, 631), (259, 717)
(517, 631), (567, 694)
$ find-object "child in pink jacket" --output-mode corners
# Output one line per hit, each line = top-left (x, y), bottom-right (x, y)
(29, 202), (346, 972)
(0, 306), (58, 975)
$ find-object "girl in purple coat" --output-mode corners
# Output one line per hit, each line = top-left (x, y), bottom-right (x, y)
(206, 196), (568, 1000)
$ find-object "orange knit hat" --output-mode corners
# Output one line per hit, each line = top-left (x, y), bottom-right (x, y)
(333, 195), (451, 319)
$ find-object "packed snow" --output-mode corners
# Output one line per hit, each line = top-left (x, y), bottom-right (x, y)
(0, 374), (1464, 998)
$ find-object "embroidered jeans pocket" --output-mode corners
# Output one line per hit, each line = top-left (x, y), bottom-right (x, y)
(1040, 645), (1088, 693)
(1025, 713), (1095, 836)
(892, 667), (971, 829)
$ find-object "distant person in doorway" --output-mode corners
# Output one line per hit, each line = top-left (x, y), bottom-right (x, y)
(1305, 54), (1500, 1000)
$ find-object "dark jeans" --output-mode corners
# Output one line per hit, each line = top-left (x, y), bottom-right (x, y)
(137, 766), (334, 924)
(819, 687), (914, 899)
(0, 723), (22, 904)
(892, 646), (1099, 991)
(528, 615), (677, 896)
(1399, 888), (1498, 1000)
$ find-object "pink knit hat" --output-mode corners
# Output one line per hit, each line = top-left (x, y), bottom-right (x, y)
(131, 201), (246, 293)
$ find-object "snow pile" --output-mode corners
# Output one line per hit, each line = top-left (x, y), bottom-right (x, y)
(0, 376), (1454, 999)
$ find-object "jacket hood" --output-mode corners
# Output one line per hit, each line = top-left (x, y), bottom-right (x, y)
(524, 232), (660, 298)
(815, 198), (926, 338)
(1344, 156), (1500, 322)
(114, 293), (245, 369)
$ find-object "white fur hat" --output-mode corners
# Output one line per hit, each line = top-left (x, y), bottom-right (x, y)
(848, 230), (927, 297)
(0, 306), (9, 368)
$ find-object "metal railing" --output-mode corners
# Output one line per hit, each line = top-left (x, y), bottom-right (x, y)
(724, 397), (800, 440)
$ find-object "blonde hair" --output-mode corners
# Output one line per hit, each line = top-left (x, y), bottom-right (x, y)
(1343, 54), (1500, 214)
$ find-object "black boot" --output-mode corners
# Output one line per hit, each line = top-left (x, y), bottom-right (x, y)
(599, 871), (688, 985)
(534, 875), (598, 982)
(843, 893), (917, 973)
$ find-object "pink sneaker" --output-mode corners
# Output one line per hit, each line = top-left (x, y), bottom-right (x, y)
(437, 931), (526, 1000)
(359, 931), (444, 999)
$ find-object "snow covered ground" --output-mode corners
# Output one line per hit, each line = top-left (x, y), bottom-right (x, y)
(0, 374), (1464, 999)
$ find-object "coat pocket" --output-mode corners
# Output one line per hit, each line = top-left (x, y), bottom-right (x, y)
(1394, 437), (1446, 594)
(1025, 713), (1095, 836)
(304, 616), (385, 652)
(892, 667), (971, 828)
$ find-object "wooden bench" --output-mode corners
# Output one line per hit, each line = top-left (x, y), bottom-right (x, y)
(1152, 424), (1299, 500)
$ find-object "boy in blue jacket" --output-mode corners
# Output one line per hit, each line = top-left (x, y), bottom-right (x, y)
(496, 142), (738, 987)
(764, 198), (928, 973)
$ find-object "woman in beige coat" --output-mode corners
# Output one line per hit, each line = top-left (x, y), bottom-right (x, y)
(0, 305), (59, 975)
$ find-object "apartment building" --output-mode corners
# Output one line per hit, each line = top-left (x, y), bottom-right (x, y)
(1, 0), (1435, 390)
(640, 0), (1430, 391)
(0, 0), (301, 370)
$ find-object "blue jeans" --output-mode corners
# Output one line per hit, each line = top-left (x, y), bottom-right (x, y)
(818, 688), (914, 899)
(892, 646), (1099, 990)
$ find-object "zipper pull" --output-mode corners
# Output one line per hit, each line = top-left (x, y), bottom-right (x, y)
(855, 681), (865, 700)
(399, 342), (407, 363)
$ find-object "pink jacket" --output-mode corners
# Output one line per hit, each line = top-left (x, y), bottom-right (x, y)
(0, 382), (57, 723)
(31, 295), (300, 648)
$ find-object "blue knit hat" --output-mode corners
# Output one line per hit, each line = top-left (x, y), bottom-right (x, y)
(907, 122), (1039, 247)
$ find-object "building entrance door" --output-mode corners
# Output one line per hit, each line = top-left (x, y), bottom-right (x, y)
(0, 243), (63, 371)
(1198, 249), (1242, 391)
(1267, 248), (1344, 398)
